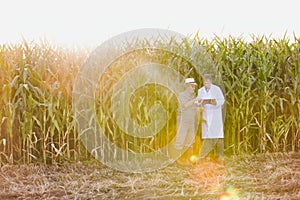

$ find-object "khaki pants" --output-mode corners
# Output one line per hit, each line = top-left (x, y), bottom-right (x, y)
(174, 120), (195, 150)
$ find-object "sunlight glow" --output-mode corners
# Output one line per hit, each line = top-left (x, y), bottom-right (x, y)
(189, 155), (198, 163)
(217, 187), (239, 200)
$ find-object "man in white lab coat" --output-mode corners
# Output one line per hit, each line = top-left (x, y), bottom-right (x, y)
(196, 74), (225, 163)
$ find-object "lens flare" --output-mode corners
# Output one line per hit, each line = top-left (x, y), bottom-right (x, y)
(189, 159), (228, 193)
(73, 28), (224, 173)
(189, 155), (198, 163)
(217, 187), (239, 200)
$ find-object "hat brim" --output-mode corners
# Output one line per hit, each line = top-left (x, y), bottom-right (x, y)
(187, 82), (197, 85)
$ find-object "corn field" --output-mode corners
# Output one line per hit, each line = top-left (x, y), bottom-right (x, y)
(205, 35), (300, 154)
(0, 35), (299, 165)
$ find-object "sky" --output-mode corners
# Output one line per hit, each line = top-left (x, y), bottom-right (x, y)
(1, 0), (299, 48)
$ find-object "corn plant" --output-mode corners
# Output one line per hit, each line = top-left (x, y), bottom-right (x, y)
(0, 34), (299, 166)
(0, 40), (88, 164)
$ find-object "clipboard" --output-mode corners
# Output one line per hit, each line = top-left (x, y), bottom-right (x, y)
(202, 99), (215, 104)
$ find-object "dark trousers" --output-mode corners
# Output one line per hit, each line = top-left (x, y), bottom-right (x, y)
(200, 138), (224, 158)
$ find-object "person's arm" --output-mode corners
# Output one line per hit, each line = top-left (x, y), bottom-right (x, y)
(183, 98), (198, 108)
(195, 89), (204, 106)
(197, 90), (218, 106)
(214, 86), (225, 107)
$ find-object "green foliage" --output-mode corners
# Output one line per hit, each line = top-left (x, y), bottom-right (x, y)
(203, 35), (300, 154)
(0, 35), (299, 164)
(0, 40), (88, 164)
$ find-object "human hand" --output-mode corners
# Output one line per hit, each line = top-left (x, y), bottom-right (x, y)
(195, 98), (203, 104)
(194, 98), (203, 106)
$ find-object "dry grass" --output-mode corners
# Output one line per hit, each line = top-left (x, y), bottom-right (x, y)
(225, 152), (300, 199)
(0, 152), (300, 200)
(0, 36), (299, 199)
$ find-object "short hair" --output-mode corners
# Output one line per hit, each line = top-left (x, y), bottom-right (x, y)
(202, 74), (213, 81)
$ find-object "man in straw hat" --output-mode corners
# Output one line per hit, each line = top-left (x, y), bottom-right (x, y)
(174, 78), (199, 165)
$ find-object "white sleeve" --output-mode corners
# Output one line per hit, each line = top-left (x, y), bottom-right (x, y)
(215, 87), (225, 107)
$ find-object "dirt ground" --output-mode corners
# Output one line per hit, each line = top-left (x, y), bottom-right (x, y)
(0, 152), (300, 200)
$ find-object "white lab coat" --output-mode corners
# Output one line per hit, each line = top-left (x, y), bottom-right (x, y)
(197, 84), (225, 139)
